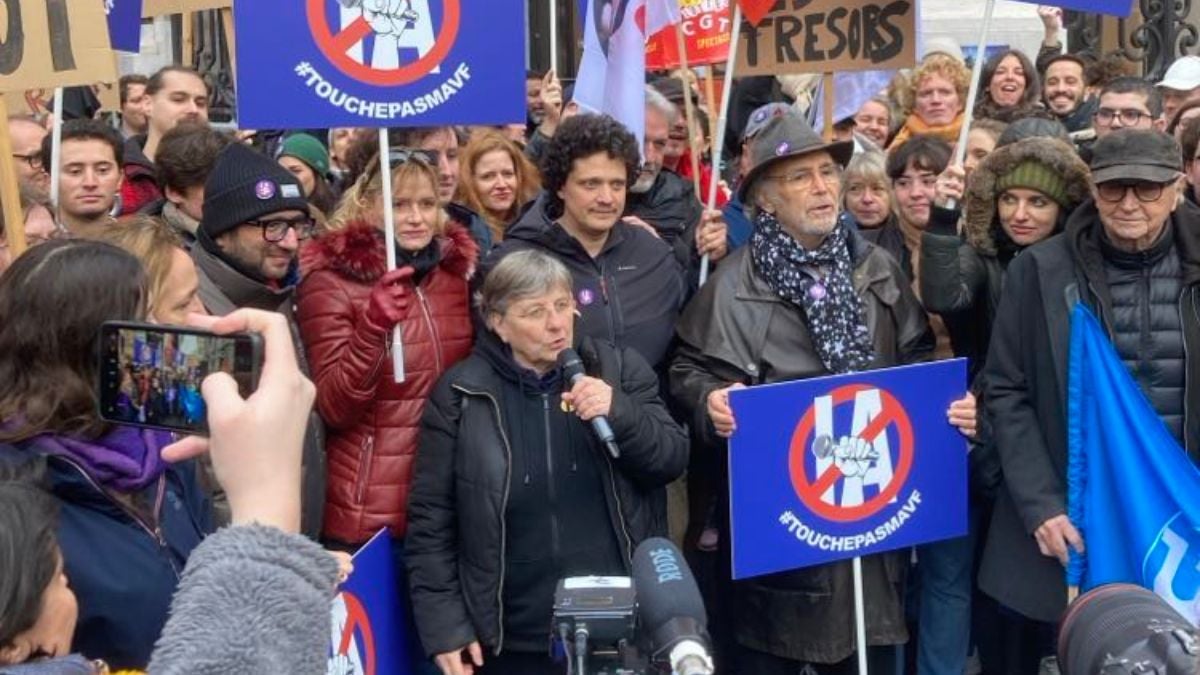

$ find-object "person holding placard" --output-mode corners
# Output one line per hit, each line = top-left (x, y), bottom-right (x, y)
(670, 112), (938, 674)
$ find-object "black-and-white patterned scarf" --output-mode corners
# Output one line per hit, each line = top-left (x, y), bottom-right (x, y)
(750, 211), (874, 373)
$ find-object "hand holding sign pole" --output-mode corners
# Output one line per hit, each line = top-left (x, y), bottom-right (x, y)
(378, 129), (406, 384)
(700, 2), (743, 287)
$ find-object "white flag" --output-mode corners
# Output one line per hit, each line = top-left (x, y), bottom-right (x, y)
(573, 0), (680, 155)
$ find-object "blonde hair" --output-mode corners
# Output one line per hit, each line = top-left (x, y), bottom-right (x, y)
(98, 215), (184, 317)
(898, 54), (972, 116)
(455, 130), (541, 237)
(327, 152), (447, 233)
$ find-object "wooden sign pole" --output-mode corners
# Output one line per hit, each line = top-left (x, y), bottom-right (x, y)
(181, 11), (195, 68)
(672, 22), (702, 199)
(220, 7), (236, 79)
(0, 99), (28, 256)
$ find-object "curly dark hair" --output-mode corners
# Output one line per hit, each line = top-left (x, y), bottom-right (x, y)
(156, 122), (234, 192)
(539, 114), (640, 217)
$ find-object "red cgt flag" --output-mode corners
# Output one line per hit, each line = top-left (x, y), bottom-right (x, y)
(737, 0), (776, 26)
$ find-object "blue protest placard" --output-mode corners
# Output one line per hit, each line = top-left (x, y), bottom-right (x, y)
(1009, 0), (1134, 18)
(727, 360), (969, 580)
(328, 529), (409, 674)
(233, 1), (527, 129)
(106, 0), (144, 53)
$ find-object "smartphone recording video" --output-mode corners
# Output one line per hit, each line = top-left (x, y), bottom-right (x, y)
(98, 322), (262, 435)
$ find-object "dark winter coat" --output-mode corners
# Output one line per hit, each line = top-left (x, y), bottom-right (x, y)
(921, 138), (1092, 377)
(481, 196), (687, 371)
(192, 239), (326, 538)
(0, 441), (211, 670)
(978, 198), (1200, 623)
(297, 222), (477, 544)
(120, 136), (161, 217)
(406, 335), (688, 657)
(669, 231), (933, 663)
(625, 170), (705, 283)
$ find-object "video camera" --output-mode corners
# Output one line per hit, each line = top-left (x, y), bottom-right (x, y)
(1044, 583), (1200, 674)
(550, 538), (715, 675)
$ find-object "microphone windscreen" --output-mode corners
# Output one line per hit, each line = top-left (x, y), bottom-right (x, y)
(632, 537), (707, 633)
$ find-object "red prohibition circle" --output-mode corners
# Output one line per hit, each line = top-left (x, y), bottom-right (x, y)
(336, 591), (377, 675)
(306, 0), (461, 86)
(788, 383), (914, 523)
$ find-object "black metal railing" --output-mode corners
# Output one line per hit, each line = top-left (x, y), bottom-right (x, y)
(1067, 0), (1198, 81)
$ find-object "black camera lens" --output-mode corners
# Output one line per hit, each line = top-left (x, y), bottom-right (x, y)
(1058, 584), (1200, 675)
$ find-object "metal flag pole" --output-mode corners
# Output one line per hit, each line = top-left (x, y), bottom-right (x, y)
(853, 555), (869, 675)
(699, 3), (742, 287)
(946, 0), (997, 210)
(549, 0), (559, 74)
(378, 128), (406, 384)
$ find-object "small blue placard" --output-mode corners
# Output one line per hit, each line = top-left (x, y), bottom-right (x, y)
(327, 529), (409, 673)
(106, 0), (145, 53)
(1010, 0), (1134, 18)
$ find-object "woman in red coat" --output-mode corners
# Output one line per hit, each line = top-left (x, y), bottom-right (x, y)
(297, 149), (478, 553)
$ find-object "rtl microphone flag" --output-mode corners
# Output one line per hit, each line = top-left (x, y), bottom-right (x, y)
(1067, 303), (1200, 625)
(574, 0), (680, 153)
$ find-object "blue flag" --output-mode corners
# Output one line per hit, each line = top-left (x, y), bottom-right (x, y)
(1067, 304), (1200, 624)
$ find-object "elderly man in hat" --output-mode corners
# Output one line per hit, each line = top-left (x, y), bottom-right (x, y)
(670, 113), (936, 672)
(979, 127), (1200, 669)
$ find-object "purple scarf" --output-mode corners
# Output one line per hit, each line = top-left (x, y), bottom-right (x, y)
(35, 426), (171, 492)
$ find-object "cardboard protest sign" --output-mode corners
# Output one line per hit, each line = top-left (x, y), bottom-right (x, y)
(1009, 0), (1134, 18)
(327, 530), (410, 674)
(734, 0), (916, 76)
(646, 0), (733, 70)
(234, 0), (527, 129)
(0, 0), (118, 93)
(142, 0), (230, 18)
(727, 360), (968, 579)
(107, 0), (145, 52)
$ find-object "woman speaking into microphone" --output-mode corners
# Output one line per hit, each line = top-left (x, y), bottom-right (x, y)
(406, 250), (688, 675)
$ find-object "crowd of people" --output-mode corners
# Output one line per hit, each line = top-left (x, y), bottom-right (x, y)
(2, 4), (1200, 674)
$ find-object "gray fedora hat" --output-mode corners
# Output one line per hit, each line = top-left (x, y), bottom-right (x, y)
(738, 112), (855, 203)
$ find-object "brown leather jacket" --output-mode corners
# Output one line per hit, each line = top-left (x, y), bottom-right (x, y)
(669, 228), (933, 663)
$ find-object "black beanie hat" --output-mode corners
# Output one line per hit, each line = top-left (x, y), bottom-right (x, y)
(200, 142), (310, 239)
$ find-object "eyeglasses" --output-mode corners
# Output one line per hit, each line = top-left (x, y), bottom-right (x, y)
(1096, 181), (1169, 203)
(1094, 107), (1152, 126)
(765, 164), (842, 191)
(246, 216), (318, 242)
(12, 153), (42, 171)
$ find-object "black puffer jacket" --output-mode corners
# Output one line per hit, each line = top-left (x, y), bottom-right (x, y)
(406, 334), (688, 657)
(1096, 225), (1185, 441)
(480, 195), (687, 371)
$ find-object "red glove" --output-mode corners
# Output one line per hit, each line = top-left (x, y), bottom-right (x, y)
(364, 267), (414, 329)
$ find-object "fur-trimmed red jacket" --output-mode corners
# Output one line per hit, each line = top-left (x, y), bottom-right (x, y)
(297, 221), (477, 544)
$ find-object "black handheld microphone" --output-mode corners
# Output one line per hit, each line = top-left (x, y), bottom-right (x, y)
(631, 538), (714, 675)
(558, 347), (621, 459)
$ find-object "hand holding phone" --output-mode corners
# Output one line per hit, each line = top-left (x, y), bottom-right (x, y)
(161, 310), (316, 534)
(99, 322), (263, 435)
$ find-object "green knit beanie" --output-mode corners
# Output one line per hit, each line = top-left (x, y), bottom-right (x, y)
(994, 160), (1070, 208)
(279, 133), (330, 178)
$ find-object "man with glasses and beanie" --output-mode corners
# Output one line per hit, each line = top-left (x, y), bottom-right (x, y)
(979, 127), (1200, 671)
(193, 141), (326, 539)
(670, 111), (936, 673)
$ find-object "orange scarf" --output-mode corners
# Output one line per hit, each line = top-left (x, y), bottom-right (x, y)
(888, 112), (965, 151)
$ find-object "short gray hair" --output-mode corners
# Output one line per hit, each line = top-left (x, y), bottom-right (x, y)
(645, 85), (679, 124)
(477, 250), (574, 319)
